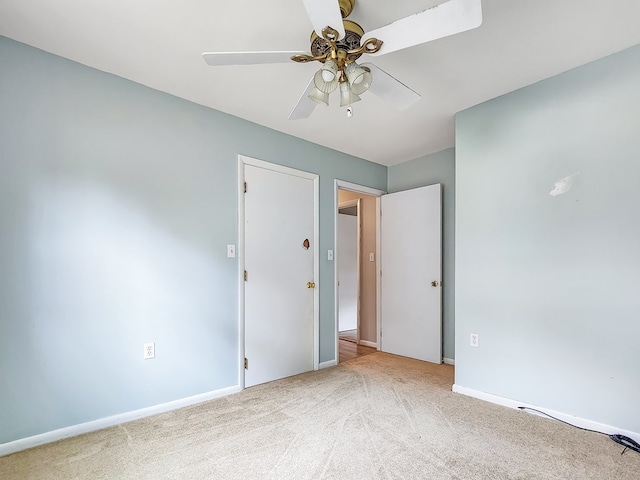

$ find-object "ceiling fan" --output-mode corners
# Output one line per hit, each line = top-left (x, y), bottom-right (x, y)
(202, 0), (482, 119)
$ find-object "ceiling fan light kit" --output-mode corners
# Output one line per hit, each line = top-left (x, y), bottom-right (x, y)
(345, 62), (372, 94)
(291, 12), (382, 113)
(309, 87), (330, 106)
(292, 21), (380, 115)
(313, 59), (339, 93)
(202, 0), (483, 120)
(339, 81), (361, 107)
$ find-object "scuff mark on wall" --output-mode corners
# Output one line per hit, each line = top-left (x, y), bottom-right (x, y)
(549, 172), (580, 197)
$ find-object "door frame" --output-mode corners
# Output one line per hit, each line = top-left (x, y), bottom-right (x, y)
(238, 155), (320, 389)
(337, 198), (361, 344)
(333, 180), (386, 365)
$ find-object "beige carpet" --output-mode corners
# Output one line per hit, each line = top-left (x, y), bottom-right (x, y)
(1, 353), (638, 479)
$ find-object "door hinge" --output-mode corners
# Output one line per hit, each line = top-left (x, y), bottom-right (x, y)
(244, 357), (248, 369)
(244, 270), (248, 282)
(244, 181), (247, 193)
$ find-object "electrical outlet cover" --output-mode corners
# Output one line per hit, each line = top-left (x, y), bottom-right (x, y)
(144, 342), (155, 359)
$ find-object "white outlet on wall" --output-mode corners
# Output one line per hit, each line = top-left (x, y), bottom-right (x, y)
(144, 342), (155, 359)
(470, 333), (479, 347)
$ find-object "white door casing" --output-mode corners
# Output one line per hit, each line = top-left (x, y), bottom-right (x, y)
(380, 184), (442, 364)
(239, 156), (319, 388)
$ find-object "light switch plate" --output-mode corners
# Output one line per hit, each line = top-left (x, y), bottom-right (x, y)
(369, 253), (375, 262)
(328, 250), (334, 261)
(227, 244), (236, 258)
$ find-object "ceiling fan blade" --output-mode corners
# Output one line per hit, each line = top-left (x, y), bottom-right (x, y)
(202, 51), (304, 66)
(362, 0), (482, 57)
(362, 63), (421, 110)
(288, 77), (317, 120)
(302, 0), (346, 40)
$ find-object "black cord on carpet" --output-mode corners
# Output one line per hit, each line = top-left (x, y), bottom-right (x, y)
(517, 406), (640, 456)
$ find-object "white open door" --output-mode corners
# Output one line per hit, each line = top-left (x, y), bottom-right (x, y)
(380, 184), (442, 364)
(242, 159), (318, 387)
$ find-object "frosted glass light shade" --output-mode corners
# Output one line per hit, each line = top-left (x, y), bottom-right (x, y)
(345, 62), (372, 95)
(313, 59), (339, 93)
(339, 81), (361, 107)
(308, 87), (329, 106)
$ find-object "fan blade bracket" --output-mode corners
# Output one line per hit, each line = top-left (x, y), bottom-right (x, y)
(347, 38), (383, 57)
(302, 0), (347, 40)
(291, 53), (328, 63)
(321, 27), (340, 43)
(202, 51), (307, 66)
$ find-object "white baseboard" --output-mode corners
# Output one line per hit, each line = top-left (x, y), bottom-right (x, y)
(359, 340), (378, 348)
(0, 385), (241, 458)
(443, 357), (455, 365)
(452, 384), (640, 442)
(318, 360), (337, 369)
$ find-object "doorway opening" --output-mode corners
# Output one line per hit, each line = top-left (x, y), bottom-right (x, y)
(334, 181), (443, 366)
(335, 181), (384, 363)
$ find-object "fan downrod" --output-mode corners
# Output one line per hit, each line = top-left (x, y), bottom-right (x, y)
(339, 0), (356, 18)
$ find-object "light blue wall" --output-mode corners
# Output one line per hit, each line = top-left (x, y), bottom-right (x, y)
(455, 44), (640, 433)
(387, 149), (455, 360)
(0, 36), (386, 444)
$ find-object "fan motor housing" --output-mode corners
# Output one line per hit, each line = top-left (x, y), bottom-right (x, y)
(310, 20), (365, 62)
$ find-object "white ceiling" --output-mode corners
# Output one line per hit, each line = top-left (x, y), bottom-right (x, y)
(1, 0), (640, 166)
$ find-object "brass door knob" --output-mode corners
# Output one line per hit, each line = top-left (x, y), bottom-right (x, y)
(431, 281), (440, 287)
(306, 282), (316, 289)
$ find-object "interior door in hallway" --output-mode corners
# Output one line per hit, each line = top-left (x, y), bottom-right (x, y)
(338, 209), (358, 335)
(243, 162), (317, 387)
(380, 184), (442, 364)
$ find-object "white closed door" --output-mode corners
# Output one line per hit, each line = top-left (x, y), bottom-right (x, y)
(244, 162), (316, 387)
(381, 184), (442, 364)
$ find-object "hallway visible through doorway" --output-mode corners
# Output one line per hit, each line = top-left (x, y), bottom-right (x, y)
(339, 334), (376, 362)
